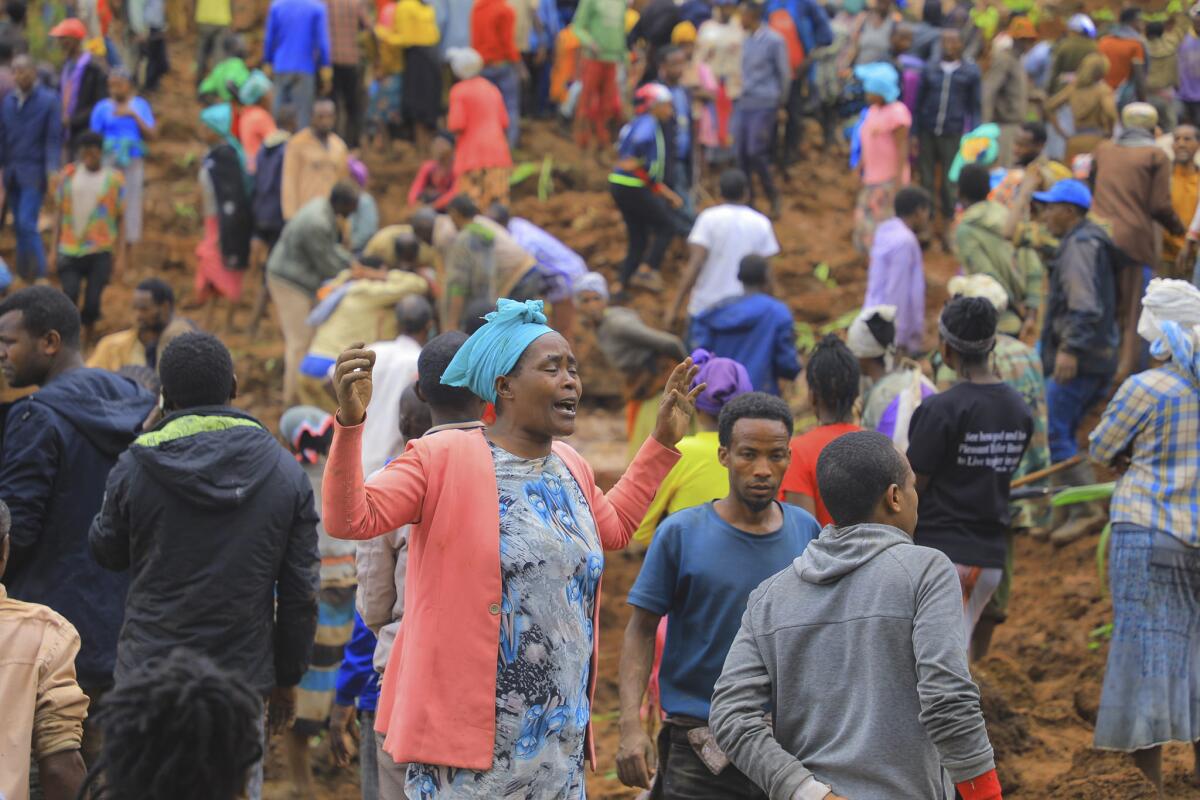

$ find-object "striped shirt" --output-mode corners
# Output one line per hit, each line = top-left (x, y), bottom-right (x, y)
(326, 0), (364, 66)
(1090, 362), (1200, 545)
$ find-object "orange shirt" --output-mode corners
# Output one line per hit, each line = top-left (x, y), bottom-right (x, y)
(447, 76), (513, 173)
(1098, 35), (1145, 89)
(550, 26), (581, 104)
(238, 106), (277, 173)
(779, 422), (862, 526)
(471, 0), (520, 65)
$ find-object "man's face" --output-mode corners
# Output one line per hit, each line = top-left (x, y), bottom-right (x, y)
(108, 73), (131, 101)
(55, 36), (79, 57)
(132, 290), (170, 334)
(0, 310), (49, 388)
(890, 28), (913, 56)
(575, 290), (607, 323)
(13, 60), (34, 93)
(1012, 129), (1042, 167)
(1039, 202), (1080, 237)
(311, 103), (336, 136)
(661, 51), (686, 85)
(1175, 126), (1200, 165)
(941, 30), (963, 62)
(80, 144), (102, 171)
(719, 418), (792, 513)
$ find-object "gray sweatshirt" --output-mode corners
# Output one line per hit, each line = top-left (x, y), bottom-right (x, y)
(709, 523), (995, 800)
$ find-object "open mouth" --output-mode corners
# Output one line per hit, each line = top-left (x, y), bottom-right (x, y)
(553, 398), (578, 418)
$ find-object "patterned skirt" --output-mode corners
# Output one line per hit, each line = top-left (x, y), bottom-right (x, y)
(853, 180), (897, 254)
(1094, 524), (1200, 751)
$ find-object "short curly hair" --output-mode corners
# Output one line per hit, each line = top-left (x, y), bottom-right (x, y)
(817, 430), (910, 527)
(159, 332), (234, 409)
(718, 392), (794, 447)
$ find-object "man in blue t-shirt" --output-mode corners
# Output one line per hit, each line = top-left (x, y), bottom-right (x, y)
(616, 392), (820, 799)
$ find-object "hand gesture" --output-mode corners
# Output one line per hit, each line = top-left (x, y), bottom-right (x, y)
(334, 343), (377, 426)
(615, 727), (656, 788)
(329, 703), (360, 768)
(268, 685), (296, 735)
(651, 358), (703, 448)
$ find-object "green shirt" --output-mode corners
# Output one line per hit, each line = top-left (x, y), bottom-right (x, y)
(199, 57), (250, 101)
(572, 0), (627, 63)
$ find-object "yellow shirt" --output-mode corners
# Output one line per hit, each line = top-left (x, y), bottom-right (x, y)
(195, 0), (232, 26)
(1166, 163), (1200, 262)
(85, 317), (196, 373)
(308, 270), (430, 359)
(0, 585), (89, 800)
(634, 431), (728, 543)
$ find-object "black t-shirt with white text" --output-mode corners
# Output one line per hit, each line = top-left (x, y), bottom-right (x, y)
(906, 382), (1033, 569)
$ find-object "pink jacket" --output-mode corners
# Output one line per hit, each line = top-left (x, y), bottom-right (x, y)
(323, 423), (679, 769)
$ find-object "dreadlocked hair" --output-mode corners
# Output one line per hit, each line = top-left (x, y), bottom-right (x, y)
(805, 334), (861, 423)
(80, 650), (264, 800)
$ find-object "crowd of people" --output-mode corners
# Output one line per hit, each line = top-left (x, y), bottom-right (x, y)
(2, 1), (1200, 800)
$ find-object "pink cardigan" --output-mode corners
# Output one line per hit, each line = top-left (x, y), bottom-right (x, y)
(323, 422), (679, 769)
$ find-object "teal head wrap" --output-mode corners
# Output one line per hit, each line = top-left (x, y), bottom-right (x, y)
(440, 298), (557, 403)
(854, 62), (900, 104)
(238, 70), (273, 105)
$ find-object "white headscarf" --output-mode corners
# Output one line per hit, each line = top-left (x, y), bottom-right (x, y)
(574, 271), (609, 300)
(847, 305), (897, 360)
(1138, 278), (1200, 382)
(947, 274), (1010, 314)
(447, 47), (483, 80)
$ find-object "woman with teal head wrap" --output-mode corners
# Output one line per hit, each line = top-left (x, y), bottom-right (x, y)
(323, 309), (702, 793)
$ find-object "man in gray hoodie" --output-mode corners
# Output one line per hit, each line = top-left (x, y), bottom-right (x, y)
(709, 431), (1003, 800)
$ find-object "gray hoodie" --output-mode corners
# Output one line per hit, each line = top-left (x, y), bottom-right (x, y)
(709, 523), (995, 800)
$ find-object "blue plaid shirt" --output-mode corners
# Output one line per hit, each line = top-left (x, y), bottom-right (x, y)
(1090, 362), (1200, 545)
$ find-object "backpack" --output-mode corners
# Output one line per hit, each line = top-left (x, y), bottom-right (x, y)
(252, 140), (286, 234)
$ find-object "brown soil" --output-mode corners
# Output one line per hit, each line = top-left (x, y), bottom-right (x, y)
(37, 35), (1196, 799)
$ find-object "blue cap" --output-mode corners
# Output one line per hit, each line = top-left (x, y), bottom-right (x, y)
(1032, 179), (1091, 210)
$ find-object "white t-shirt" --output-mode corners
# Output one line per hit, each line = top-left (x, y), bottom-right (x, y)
(685, 204), (780, 316)
(361, 335), (423, 475)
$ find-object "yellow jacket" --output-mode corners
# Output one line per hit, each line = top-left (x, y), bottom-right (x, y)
(308, 270), (430, 359)
(379, 0), (440, 49)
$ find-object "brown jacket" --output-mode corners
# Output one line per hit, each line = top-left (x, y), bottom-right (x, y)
(1091, 137), (1184, 266)
(281, 128), (350, 221)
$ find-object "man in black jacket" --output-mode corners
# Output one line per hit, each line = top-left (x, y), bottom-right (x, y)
(89, 332), (320, 800)
(1034, 179), (1117, 544)
(50, 18), (109, 157)
(0, 286), (156, 759)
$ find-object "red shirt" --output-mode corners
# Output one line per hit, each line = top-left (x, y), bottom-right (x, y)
(448, 76), (513, 173)
(471, 0), (520, 65)
(779, 423), (862, 526)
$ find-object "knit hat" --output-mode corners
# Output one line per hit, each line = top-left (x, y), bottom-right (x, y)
(690, 349), (753, 416)
(854, 62), (901, 104)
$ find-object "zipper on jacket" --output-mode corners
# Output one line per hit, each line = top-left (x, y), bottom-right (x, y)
(935, 67), (954, 135)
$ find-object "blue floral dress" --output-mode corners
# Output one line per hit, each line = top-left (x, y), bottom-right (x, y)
(405, 444), (603, 799)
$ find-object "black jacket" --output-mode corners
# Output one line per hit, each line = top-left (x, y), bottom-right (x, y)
(0, 368), (155, 686)
(1040, 218), (1122, 378)
(915, 60), (981, 136)
(66, 59), (108, 151)
(89, 406), (320, 695)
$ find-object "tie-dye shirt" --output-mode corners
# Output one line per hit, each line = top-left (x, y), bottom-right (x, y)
(57, 164), (124, 257)
(406, 443), (601, 799)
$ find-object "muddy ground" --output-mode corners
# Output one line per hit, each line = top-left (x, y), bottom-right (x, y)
(38, 36), (1197, 799)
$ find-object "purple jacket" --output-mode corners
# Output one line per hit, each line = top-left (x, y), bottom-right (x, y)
(865, 217), (925, 353)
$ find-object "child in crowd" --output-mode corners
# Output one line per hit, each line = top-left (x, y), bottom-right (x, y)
(53, 130), (124, 342)
(89, 67), (156, 271)
(279, 406), (358, 800)
(407, 130), (459, 209)
(906, 296), (1032, 644)
(779, 334), (862, 526)
(864, 185), (931, 355)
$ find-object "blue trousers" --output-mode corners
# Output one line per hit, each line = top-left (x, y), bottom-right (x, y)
(1046, 372), (1111, 462)
(274, 71), (316, 129)
(482, 63), (520, 150)
(9, 182), (45, 280)
(733, 104), (778, 204)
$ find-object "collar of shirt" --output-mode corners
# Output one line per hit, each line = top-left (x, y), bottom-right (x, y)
(426, 421), (486, 434)
(940, 60), (961, 73)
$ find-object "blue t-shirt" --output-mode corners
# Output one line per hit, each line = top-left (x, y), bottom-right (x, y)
(628, 502), (820, 720)
(90, 97), (156, 163)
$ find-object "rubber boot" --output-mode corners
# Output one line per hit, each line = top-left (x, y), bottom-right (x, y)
(1050, 461), (1108, 547)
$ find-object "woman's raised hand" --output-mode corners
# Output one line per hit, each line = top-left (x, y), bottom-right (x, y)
(333, 343), (377, 426)
(651, 358), (704, 448)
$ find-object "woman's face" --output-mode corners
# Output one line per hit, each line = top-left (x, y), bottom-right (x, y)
(496, 333), (582, 439)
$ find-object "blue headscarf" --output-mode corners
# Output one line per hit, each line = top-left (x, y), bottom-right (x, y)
(440, 298), (556, 402)
(854, 62), (900, 104)
(1151, 320), (1200, 384)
